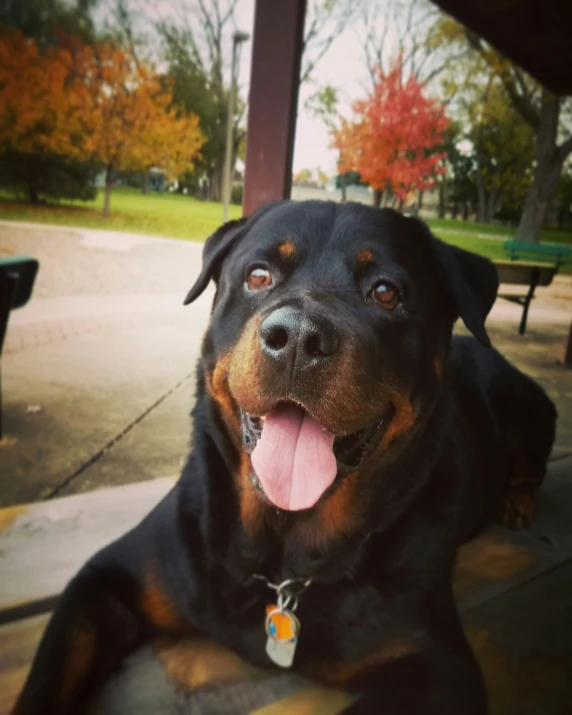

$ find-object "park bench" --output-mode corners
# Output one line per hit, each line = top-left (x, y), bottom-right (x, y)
(1, 458), (572, 714)
(494, 240), (571, 335)
(0, 256), (39, 439)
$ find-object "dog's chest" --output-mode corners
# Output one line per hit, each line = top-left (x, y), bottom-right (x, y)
(210, 579), (399, 673)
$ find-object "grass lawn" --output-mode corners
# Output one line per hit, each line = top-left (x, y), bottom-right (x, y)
(0, 187), (571, 272)
(0, 187), (242, 242)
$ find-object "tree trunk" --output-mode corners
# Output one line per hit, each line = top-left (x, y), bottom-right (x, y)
(417, 191), (424, 212)
(28, 184), (39, 204)
(485, 189), (499, 223)
(438, 183), (445, 218)
(340, 173), (347, 203)
(373, 189), (382, 208)
(516, 93), (570, 243)
(103, 165), (113, 217)
(142, 171), (150, 195)
(475, 151), (487, 223)
(211, 164), (223, 202)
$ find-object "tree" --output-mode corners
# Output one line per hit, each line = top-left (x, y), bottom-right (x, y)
(333, 60), (449, 208)
(0, 0), (99, 202)
(69, 42), (204, 215)
(301, 0), (364, 83)
(360, 0), (467, 90)
(307, 85), (350, 200)
(470, 85), (535, 223)
(152, 0), (243, 201)
(437, 122), (478, 220)
(434, 16), (572, 242)
(0, 28), (89, 202)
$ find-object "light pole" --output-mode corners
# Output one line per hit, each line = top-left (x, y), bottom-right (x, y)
(222, 30), (250, 222)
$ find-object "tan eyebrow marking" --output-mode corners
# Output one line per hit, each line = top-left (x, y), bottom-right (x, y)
(357, 249), (375, 266)
(278, 240), (296, 259)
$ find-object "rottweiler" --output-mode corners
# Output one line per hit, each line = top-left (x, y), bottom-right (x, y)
(14, 201), (557, 714)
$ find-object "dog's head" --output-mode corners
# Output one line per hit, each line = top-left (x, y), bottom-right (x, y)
(185, 201), (497, 523)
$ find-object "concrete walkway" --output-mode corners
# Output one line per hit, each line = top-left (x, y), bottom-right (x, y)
(0, 221), (571, 507)
(0, 222), (212, 506)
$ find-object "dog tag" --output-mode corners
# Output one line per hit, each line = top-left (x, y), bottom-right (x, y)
(265, 605), (300, 668)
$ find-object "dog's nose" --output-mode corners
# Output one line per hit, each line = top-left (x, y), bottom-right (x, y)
(260, 307), (339, 369)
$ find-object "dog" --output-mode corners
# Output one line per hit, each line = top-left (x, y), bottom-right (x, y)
(14, 201), (557, 714)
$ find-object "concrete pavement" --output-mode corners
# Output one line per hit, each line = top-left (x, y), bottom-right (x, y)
(0, 221), (212, 506)
(0, 220), (571, 506)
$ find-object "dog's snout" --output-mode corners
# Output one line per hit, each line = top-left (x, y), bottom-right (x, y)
(260, 306), (339, 369)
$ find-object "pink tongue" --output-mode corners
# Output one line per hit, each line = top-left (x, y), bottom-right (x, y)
(251, 404), (337, 511)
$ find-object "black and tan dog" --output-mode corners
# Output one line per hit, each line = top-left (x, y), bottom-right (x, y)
(14, 201), (556, 714)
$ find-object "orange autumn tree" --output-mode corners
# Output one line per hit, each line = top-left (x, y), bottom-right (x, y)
(0, 28), (81, 200)
(0, 28), (204, 214)
(69, 43), (204, 216)
(333, 60), (449, 207)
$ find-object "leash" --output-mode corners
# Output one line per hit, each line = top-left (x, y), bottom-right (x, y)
(252, 574), (312, 668)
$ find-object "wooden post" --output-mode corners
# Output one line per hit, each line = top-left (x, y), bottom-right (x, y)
(242, 0), (307, 216)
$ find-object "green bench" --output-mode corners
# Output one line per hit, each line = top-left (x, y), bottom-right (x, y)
(504, 240), (571, 267)
(494, 240), (571, 336)
(0, 255), (39, 439)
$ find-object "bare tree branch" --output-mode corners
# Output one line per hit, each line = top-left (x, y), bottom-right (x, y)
(301, 0), (363, 84)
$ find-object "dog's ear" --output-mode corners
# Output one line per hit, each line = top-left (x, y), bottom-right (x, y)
(184, 201), (284, 305)
(183, 217), (249, 305)
(432, 236), (498, 347)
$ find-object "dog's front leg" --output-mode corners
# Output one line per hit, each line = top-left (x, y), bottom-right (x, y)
(12, 558), (175, 715)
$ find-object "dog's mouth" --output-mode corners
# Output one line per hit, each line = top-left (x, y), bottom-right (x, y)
(240, 402), (385, 512)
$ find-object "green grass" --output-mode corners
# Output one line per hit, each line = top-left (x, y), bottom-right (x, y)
(0, 188), (570, 272)
(0, 187), (241, 242)
(426, 219), (572, 274)
(427, 217), (572, 247)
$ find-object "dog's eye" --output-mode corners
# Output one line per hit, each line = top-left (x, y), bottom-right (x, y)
(371, 281), (399, 310)
(246, 267), (272, 291)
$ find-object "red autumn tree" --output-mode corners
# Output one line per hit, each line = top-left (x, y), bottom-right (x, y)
(332, 60), (449, 206)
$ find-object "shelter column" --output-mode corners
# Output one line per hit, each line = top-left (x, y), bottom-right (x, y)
(242, 0), (307, 215)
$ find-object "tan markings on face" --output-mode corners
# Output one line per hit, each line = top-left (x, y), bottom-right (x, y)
(227, 315), (269, 416)
(292, 471), (364, 550)
(307, 633), (422, 687)
(278, 240), (296, 259)
(57, 626), (95, 704)
(379, 390), (417, 450)
(357, 249), (375, 266)
(313, 340), (386, 434)
(141, 567), (186, 632)
(205, 351), (242, 447)
(237, 452), (266, 536)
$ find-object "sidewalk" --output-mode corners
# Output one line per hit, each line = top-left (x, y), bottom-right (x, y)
(0, 221), (571, 506)
(0, 222), (212, 506)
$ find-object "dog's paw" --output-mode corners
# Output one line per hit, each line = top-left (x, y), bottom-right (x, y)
(498, 489), (535, 530)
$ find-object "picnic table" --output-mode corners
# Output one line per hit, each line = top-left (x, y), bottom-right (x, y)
(0, 256), (39, 439)
(494, 240), (571, 336)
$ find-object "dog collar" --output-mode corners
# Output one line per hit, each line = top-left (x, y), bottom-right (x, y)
(252, 574), (312, 668)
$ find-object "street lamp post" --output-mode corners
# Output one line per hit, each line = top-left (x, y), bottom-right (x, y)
(222, 31), (250, 222)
